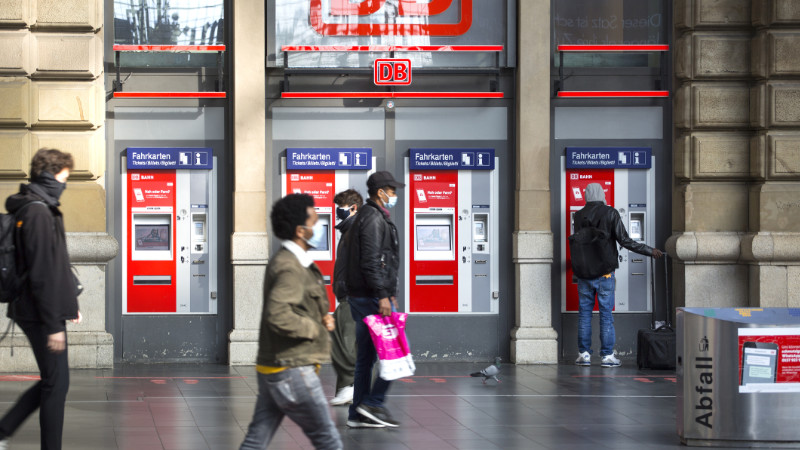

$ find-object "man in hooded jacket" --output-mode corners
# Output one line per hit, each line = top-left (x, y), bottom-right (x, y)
(572, 183), (662, 368)
(0, 148), (81, 450)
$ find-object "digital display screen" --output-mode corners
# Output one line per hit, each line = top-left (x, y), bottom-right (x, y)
(313, 224), (330, 251)
(135, 225), (171, 251)
(416, 225), (451, 251)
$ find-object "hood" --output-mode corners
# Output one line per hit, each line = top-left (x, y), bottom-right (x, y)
(5, 184), (44, 214)
(584, 183), (606, 204)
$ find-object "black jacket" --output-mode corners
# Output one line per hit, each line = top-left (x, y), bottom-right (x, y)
(573, 201), (655, 271)
(5, 183), (79, 334)
(343, 200), (399, 300)
(332, 213), (355, 300)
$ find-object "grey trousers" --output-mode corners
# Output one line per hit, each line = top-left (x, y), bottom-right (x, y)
(330, 298), (357, 391)
(239, 366), (341, 450)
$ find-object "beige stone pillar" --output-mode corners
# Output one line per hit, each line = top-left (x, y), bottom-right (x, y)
(0, 0), (113, 371)
(670, 0), (800, 310)
(228, 0), (269, 365)
(512, 0), (558, 363)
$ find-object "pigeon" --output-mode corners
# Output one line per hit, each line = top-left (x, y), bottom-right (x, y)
(470, 357), (502, 384)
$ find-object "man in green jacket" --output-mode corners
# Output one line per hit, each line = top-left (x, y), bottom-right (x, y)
(239, 193), (342, 450)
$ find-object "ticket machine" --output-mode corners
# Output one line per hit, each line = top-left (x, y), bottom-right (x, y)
(122, 148), (217, 314)
(561, 147), (654, 313)
(280, 148), (374, 310)
(405, 148), (499, 314)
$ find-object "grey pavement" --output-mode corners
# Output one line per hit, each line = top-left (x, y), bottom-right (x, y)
(0, 362), (694, 449)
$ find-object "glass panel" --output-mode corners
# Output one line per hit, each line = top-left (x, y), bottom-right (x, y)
(114, 0), (224, 46)
(269, 0), (509, 68)
(553, 0), (665, 68)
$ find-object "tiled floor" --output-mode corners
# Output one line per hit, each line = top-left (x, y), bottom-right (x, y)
(0, 362), (691, 449)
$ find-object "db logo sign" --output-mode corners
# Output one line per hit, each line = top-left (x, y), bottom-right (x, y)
(310, 0), (473, 36)
(374, 59), (411, 86)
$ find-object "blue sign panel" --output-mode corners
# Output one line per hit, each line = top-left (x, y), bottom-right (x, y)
(566, 147), (651, 169)
(127, 148), (213, 170)
(410, 148), (495, 170)
(287, 148), (372, 170)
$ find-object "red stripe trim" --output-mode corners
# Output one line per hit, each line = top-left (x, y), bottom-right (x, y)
(557, 45), (669, 52)
(557, 91), (669, 98)
(282, 92), (504, 99)
(113, 45), (226, 52)
(281, 45), (503, 52)
(113, 92), (227, 99)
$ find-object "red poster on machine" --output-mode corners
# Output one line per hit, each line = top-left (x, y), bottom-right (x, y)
(286, 171), (336, 311)
(738, 328), (800, 393)
(564, 169), (615, 312)
(409, 171), (458, 312)
(127, 171), (177, 313)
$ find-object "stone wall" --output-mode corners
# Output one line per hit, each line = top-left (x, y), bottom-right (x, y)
(669, 0), (800, 310)
(0, 0), (114, 371)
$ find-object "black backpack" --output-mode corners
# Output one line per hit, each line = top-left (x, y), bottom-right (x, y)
(0, 201), (45, 304)
(568, 213), (618, 279)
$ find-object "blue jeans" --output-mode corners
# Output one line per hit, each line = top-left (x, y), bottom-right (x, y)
(577, 273), (616, 357)
(239, 366), (341, 450)
(347, 296), (393, 421)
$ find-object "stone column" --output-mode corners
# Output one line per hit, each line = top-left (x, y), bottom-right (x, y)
(744, 1), (800, 308)
(671, 0), (800, 309)
(668, 0), (754, 309)
(228, 0), (269, 365)
(512, 0), (558, 363)
(0, 0), (113, 371)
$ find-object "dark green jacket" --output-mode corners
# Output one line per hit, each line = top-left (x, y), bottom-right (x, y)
(256, 247), (331, 367)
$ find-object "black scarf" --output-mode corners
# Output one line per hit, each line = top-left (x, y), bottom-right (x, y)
(29, 171), (66, 207)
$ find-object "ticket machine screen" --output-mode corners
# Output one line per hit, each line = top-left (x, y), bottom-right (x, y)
(135, 225), (171, 251)
(416, 225), (452, 251)
(316, 224), (330, 251)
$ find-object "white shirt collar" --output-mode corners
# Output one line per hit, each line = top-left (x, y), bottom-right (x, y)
(281, 240), (314, 268)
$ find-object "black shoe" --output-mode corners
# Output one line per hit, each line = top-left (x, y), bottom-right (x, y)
(355, 404), (399, 428)
(346, 416), (386, 428)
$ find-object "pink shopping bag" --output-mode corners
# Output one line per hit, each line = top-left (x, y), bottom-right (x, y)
(363, 312), (416, 381)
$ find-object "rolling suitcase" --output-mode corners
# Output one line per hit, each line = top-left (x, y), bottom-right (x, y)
(636, 254), (676, 370)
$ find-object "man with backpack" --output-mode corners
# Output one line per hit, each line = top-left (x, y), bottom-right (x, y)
(570, 183), (662, 368)
(0, 148), (82, 450)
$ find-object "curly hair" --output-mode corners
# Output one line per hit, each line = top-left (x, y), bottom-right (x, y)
(270, 193), (315, 241)
(333, 189), (363, 208)
(30, 148), (75, 180)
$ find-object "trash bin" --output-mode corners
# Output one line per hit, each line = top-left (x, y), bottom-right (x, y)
(677, 307), (800, 447)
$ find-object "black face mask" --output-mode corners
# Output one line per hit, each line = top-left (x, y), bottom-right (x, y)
(336, 207), (352, 222)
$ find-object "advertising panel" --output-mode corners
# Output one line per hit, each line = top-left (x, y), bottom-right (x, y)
(739, 328), (800, 393)
(271, 0), (510, 68)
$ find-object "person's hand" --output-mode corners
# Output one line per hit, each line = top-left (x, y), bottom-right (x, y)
(48, 331), (66, 353)
(70, 310), (83, 324)
(378, 297), (392, 317)
(652, 248), (664, 258)
(322, 314), (335, 332)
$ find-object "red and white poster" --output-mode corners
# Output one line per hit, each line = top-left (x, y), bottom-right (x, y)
(285, 171), (336, 311)
(738, 328), (800, 393)
(564, 169), (614, 312)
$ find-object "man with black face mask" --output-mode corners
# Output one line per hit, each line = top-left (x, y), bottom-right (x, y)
(329, 189), (363, 406)
(0, 148), (82, 450)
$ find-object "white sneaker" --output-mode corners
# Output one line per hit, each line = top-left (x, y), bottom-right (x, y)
(601, 354), (621, 368)
(330, 385), (353, 406)
(0, 438), (8, 450)
(575, 351), (591, 366)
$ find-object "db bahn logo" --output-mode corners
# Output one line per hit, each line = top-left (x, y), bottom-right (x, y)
(310, 0), (473, 36)
(374, 59), (411, 85)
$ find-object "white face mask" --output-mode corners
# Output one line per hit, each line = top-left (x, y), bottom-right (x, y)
(303, 221), (326, 249)
(381, 190), (398, 208)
